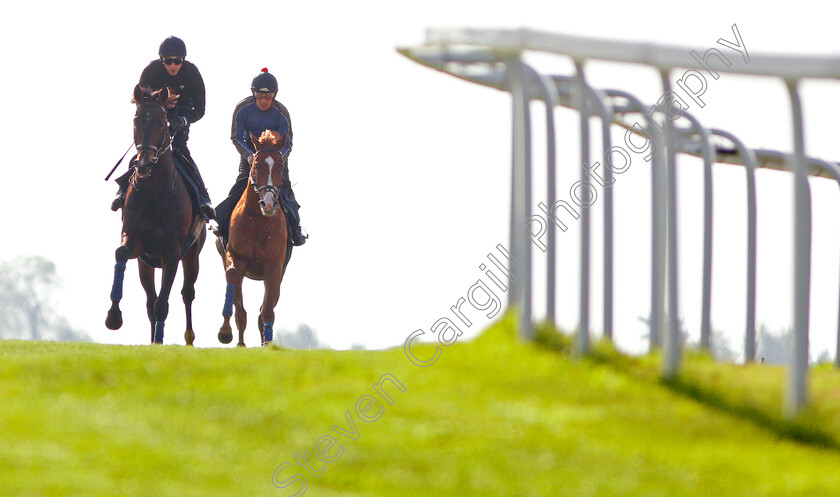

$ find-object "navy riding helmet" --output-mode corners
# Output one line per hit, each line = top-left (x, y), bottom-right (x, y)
(251, 68), (278, 94)
(159, 36), (187, 57)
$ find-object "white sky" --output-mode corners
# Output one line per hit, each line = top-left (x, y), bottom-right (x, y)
(1, 1), (839, 356)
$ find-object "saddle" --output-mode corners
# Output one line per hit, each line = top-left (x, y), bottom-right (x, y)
(119, 148), (204, 217)
(171, 149), (204, 216)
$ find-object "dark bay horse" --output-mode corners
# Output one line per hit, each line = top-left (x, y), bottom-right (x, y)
(217, 130), (289, 347)
(105, 85), (206, 345)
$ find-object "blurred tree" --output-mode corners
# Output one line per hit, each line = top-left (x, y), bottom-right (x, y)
(278, 323), (324, 349)
(0, 255), (90, 341)
(708, 329), (738, 362)
(637, 314), (689, 347)
(638, 314), (738, 361)
(815, 349), (833, 365)
(756, 324), (791, 365)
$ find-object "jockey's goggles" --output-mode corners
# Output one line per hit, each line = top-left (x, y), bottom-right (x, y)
(161, 57), (184, 66)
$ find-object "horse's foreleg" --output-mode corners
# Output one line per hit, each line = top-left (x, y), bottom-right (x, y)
(219, 252), (246, 346)
(218, 281), (235, 344)
(106, 243), (134, 330)
(181, 237), (203, 347)
(138, 262), (157, 343)
(259, 263), (285, 347)
(152, 259), (180, 344)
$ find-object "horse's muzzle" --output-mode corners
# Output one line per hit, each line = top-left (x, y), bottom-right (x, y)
(134, 151), (155, 177)
(259, 193), (279, 217)
(257, 185), (281, 217)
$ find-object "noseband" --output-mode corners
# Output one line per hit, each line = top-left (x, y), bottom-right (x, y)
(134, 101), (171, 166)
(250, 148), (284, 207)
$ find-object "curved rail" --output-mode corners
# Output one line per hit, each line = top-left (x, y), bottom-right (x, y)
(398, 30), (840, 415)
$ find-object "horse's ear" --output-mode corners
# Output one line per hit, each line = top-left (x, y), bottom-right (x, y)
(133, 84), (143, 105)
(250, 132), (260, 151)
(278, 132), (288, 152)
(158, 86), (170, 105)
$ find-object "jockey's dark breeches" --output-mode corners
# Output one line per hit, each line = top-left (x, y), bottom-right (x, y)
(114, 132), (211, 207)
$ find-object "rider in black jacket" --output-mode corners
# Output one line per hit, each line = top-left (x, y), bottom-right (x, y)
(111, 36), (215, 220)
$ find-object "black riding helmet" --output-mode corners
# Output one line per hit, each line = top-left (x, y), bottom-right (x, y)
(159, 36), (187, 57)
(251, 68), (278, 94)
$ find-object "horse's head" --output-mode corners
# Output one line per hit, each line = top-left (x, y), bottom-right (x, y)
(249, 130), (288, 217)
(131, 84), (173, 178)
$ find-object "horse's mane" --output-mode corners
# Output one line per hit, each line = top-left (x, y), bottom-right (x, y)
(258, 130), (283, 148)
(131, 86), (179, 107)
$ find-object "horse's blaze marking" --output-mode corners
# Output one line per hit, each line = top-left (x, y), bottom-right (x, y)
(262, 155), (277, 206)
(265, 156), (275, 187)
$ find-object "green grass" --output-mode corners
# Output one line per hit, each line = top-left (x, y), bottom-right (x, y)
(581, 335), (840, 449)
(3, 314), (840, 496)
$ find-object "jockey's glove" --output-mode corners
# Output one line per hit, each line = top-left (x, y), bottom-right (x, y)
(170, 116), (188, 132)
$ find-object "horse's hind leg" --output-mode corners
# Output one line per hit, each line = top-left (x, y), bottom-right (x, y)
(106, 242), (135, 330)
(151, 259), (180, 344)
(138, 261), (157, 343)
(181, 236), (203, 346)
(234, 283), (248, 347)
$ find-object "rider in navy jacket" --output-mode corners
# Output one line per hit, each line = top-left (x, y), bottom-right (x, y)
(215, 68), (306, 246)
(231, 96), (292, 161)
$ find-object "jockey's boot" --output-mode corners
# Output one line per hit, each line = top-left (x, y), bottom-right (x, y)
(111, 190), (125, 211)
(291, 225), (308, 246)
(110, 169), (133, 211)
(199, 194), (216, 220)
(281, 183), (306, 246)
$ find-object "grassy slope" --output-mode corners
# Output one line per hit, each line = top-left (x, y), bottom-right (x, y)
(2, 315), (840, 496)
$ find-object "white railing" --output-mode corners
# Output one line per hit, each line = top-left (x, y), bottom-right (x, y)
(398, 27), (840, 416)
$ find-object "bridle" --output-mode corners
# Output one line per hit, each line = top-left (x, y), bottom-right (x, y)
(250, 148), (284, 209)
(134, 101), (172, 166)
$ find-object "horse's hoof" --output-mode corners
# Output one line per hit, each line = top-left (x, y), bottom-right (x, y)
(218, 330), (233, 344)
(237, 342), (246, 348)
(105, 310), (123, 330)
(262, 340), (272, 347)
(185, 330), (195, 346)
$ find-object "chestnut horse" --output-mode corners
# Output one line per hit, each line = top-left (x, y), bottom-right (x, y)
(105, 85), (206, 345)
(217, 130), (289, 347)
